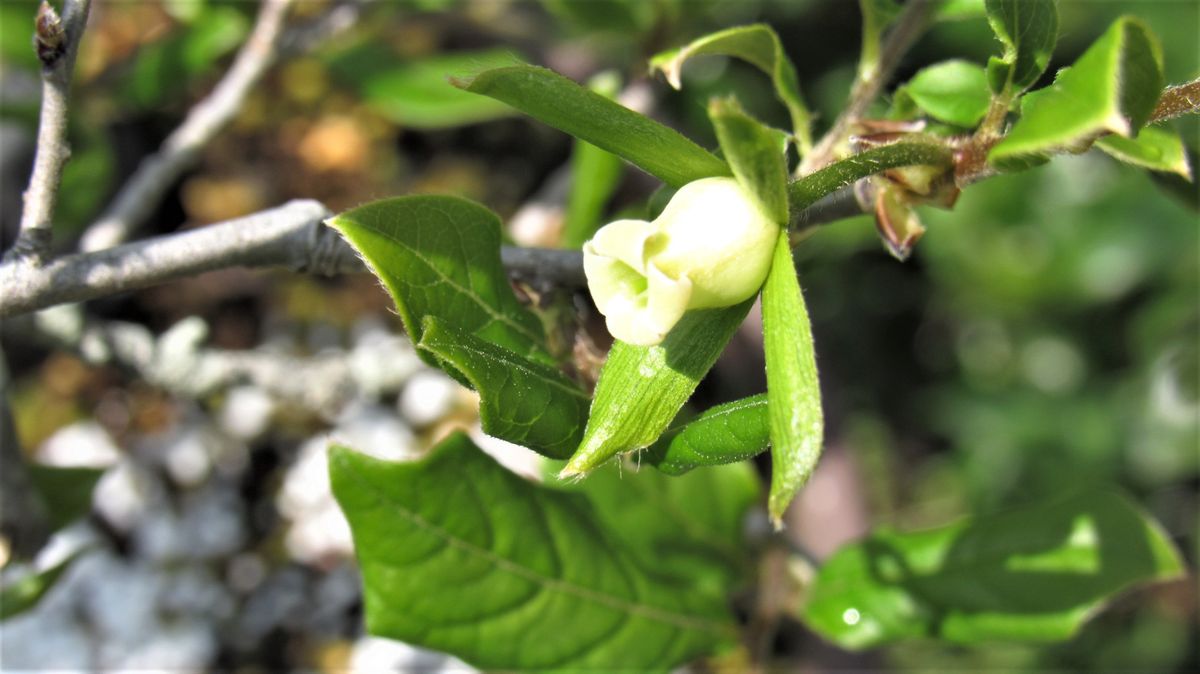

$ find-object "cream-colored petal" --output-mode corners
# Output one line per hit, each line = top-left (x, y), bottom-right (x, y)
(586, 219), (654, 272)
(645, 261), (691, 335)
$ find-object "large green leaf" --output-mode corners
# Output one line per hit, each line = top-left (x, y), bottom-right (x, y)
(898, 60), (991, 128)
(360, 50), (521, 129)
(761, 231), (824, 525)
(801, 491), (1185, 649)
(984, 0), (1058, 95)
(416, 317), (586, 459)
(641, 394), (770, 476)
(1095, 124), (1192, 178)
(562, 301), (754, 477)
(649, 24), (813, 150)
(330, 434), (737, 671)
(561, 73), (625, 249)
(562, 459), (761, 594)
(328, 196), (550, 379)
(709, 97), (789, 224)
(989, 17), (1165, 170)
(456, 65), (729, 188)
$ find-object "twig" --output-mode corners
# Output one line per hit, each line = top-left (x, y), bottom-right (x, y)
(0, 348), (53, 560)
(1151, 78), (1200, 124)
(1, 187), (875, 320)
(799, 0), (936, 175)
(7, 0), (92, 262)
(2, 200), (344, 317)
(78, 0), (295, 253)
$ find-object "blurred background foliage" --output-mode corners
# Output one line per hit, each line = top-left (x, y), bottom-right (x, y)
(0, 0), (1195, 671)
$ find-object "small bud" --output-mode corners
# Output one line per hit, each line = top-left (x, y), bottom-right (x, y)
(34, 1), (66, 67)
(873, 184), (926, 262)
(583, 177), (778, 346)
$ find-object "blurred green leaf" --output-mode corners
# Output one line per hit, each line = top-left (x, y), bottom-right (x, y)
(27, 465), (102, 530)
(457, 65), (730, 188)
(416, 317), (586, 459)
(642, 394), (769, 476)
(801, 491), (1185, 649)
(0, 0), (39, 71)
(709, 96), (789, 224)
(990, 17), (1165, 170)
(984, 0), (1058, 95)
(0, 552), (83, 621)
(329, 196), (550, 382)
(360, 50), (522, 129)
(542, 0), (655, 33)
(761, 231), (824, 524)
(1095, 124), (1192, 178)
(124, 6), (248, 109)
(898, 60), (990, 127)
(650, 24), (812, 150)
(562, 459), (760, 594)
(562, 301), (754, 477)
(561, 72), (624, 249)
(937, 0), (986, 21)
(329, 433), (737, 671)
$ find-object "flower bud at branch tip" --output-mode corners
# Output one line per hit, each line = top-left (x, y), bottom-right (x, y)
(583, 177), (778, 346)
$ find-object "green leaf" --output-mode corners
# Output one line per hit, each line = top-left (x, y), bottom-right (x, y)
(562, 73), (625, 249)
(801, 491), (1185, 649)
(457, 65), (729, 188)
(562, 459), (760, 594)
(416, 317), (586, 459)
(761, 231), (824, 524)
(562, 301), (754, 477)
(641, 394), (770, 476)
(330, 434), (737, 671)
(984, 0), (1058, 95)
(709, 97), (790, 224)
(328, 196), (550, 380)
(0, 552), (84, 621)
(28, 465), (103, 530)
(650, 24), (813, 151)
(990, 17), (1165, 170)
(898, 60), (991, 127)
(1095, 124), (1193, 178)
(360, 49), (521, 129)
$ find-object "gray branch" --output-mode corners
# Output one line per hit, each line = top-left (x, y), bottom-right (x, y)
(7, 0), (92, 261)
(0, 187), (860, 319)
(0, 200), (590, 318)
(78, 0), (295, 253)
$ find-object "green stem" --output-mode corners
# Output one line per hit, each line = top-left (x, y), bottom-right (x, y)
(786, 142), (953, 223)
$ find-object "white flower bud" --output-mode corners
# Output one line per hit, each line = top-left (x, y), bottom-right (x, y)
(583, 177), (779, 346)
